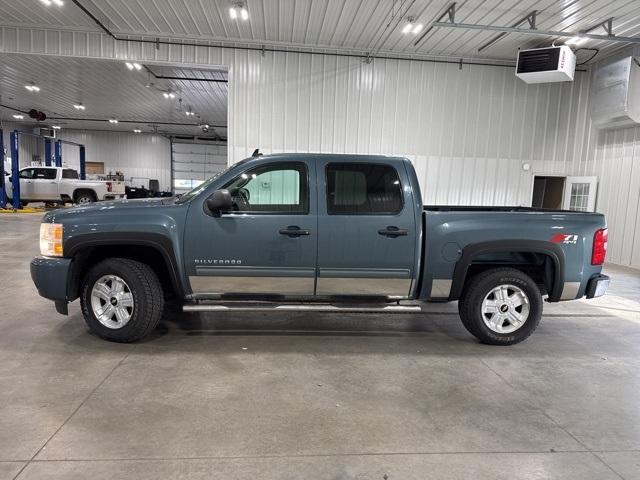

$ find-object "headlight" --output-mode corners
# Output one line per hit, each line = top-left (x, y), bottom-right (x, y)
(40, 223), (63, 257)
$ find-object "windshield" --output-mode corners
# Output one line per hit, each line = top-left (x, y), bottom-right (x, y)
(175, 159), (249, 204)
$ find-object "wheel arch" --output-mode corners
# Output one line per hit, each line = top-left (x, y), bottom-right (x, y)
(72, 188), (97, 201)
(65, 233), (185, 301)
(450, 240), (565, 302)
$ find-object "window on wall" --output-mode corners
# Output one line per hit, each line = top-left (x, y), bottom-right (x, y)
(223, 162), (308, 214)
(569, 183), (591, 212)
(326, 163), (403, 215)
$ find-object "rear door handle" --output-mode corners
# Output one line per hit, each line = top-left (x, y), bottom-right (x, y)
(279, 225), (310, 237)
(378, 226), (408, 237)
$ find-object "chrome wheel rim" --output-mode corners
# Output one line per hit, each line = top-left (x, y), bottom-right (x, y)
(481, 284), (530, 334)
(78, 196), (92, 204)
(90, 275), (134, 329)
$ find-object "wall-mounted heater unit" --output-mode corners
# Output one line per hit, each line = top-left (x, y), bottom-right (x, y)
(590, 56), (640, 129)
(33, 127), (56, 138)
(515, 46), (576, 84)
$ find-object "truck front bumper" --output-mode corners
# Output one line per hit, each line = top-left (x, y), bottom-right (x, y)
(30, 256), (72, 313)
(585, 274), (610, 299)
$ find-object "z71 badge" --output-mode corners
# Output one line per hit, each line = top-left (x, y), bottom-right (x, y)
(550, 234), (579, 245)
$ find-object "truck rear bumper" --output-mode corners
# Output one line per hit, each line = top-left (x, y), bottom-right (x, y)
(585, 274), (610, 299)
(30, 256), (72, 303)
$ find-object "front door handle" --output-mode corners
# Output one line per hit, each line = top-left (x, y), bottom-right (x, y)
(378, 226), (408, 237)
(279, 225), (310, 237)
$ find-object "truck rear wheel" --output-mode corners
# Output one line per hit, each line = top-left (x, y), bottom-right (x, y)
(75, 191), (96, 204)
(80, 258), (164, 342)
(458, 268), (542, 345)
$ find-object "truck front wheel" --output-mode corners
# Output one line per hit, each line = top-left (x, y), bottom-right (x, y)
(80, 258), (164, 342)
(458, 268), (542, 345)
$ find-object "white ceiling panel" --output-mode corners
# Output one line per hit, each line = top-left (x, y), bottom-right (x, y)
(1, 0), (638, 62)
(0, 1), (638, 62)
(0, 53), (227, 138)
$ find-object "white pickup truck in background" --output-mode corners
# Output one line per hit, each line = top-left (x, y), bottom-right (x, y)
(4, 166), (125, 205)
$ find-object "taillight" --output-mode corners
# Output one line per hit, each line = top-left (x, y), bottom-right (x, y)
(106, 181), (112, 192)
(592, 228), (608, 265)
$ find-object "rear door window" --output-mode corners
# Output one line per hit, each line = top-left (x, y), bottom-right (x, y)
(62, 169), (79, 179)
(34, 169), (56, 180)
(326, 163), (403, 214)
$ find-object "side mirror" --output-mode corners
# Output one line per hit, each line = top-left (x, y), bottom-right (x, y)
(204, 189), (233, 216)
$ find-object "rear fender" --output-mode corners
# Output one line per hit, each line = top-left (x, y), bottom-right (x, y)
(450, 240), (566, 302)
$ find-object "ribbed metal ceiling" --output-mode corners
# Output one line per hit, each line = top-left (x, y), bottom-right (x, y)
(0, 53), (227, 137)
(0, 0), (638, 62)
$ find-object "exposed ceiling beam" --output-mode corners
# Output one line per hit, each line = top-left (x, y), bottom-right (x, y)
(431, 22), (640, 45)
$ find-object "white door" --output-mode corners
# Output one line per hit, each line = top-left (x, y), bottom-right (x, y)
(18, 168), (36, 200)
(32, 168), (59, 200)
(172, 142), (227, 195)
(563, 176), (598, 212)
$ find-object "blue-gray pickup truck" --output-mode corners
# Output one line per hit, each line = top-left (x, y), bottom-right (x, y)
(31, 153), (610, 345)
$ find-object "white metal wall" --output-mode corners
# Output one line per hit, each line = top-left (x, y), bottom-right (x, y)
(578, 45), (640, 269)
(229, 50), (594, 207)
(58, 130), (172, 191)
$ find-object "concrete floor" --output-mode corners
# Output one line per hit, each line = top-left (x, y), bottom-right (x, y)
(1, 214), (639, 480)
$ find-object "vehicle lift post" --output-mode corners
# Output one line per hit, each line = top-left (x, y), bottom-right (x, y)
(10, 130), (21, 209)
(0, 128), (5, 209)
(54, 140), (62, 167)
(44, 138), (52, 167)
(55, 140), (86, 180)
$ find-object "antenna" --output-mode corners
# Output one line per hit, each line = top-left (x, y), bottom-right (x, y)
(252, 148), (262, 157)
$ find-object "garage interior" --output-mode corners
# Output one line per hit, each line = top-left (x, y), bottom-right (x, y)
(1, 1), (640, 479)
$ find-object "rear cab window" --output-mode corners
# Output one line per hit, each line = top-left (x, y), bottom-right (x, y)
(62, 169), (79, 179)
(34, 169), (56, 180)
(326, 163), (403, 215)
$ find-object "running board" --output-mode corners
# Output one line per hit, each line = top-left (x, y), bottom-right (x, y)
(183, 303), (423, 313)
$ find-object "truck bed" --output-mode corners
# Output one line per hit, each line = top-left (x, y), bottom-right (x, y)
(424, 205), (592, 214)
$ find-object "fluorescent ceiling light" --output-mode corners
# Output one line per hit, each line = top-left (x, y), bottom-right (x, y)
(108, 119), (118, 124)
(52, 125), (61, 130)
(133, 129), (141, 133)
(125, 62), (134, 70)
(13, 114), (24, 120)
(73, 104), (85, 110)
(402, 23), (413, 34)
(163, 92), (175, 99)
(185, 110), (195, 116)
(25, 85), (41, 92)
(39, 0), (52, 5)
(566, 36), (588, 46)
(52, 0), (63, 5)
(229, 6), (237, 19)
(240, 7), (248, 20)
(133, 63), (142, 70)
(412, 23), (423, 34)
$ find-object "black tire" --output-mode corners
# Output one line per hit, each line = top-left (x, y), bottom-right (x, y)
(80, 258), (164, 342)
(458, 268), (542, 346)
(75, 191), (96, 204)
